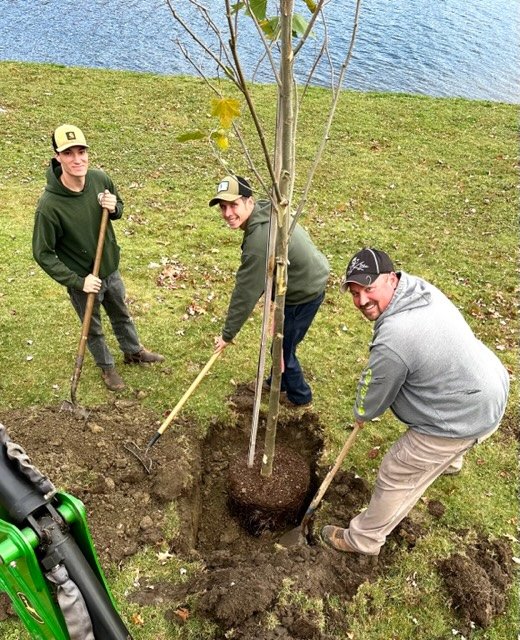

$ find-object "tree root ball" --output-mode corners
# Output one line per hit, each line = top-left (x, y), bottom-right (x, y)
(227, 444), (311, 535)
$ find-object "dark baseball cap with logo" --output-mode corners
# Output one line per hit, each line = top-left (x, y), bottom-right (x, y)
(209, 175), (253, 207)
(340, 248), (395, 292)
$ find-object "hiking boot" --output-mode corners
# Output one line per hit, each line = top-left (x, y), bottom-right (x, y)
(101, 367), (125, 391)
(124, 347), (165, 365)
(245, 380), (271, 394)
(322, 525), (381, 556)
(321, 526), (358, 553)
(279, 395), (313, 410)
(442, 466), (462, 476)
(321, 526), (379, 566)
(442, 456), (464, 476)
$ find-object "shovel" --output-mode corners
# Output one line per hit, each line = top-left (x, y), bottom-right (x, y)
(279, 422), (362, 547)
(61, 207), (110, 419)
(125, 349), (222, 472)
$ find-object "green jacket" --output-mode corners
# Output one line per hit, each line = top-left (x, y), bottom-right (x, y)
(32, 159), (123, 290)
(223, 200), (330, 342)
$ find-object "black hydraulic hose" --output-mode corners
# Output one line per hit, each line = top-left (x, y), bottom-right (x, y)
(0, 443), (50, 522)
(39, 515), (132, 640)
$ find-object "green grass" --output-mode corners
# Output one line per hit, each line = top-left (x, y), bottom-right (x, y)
(0, 61), (518, 639)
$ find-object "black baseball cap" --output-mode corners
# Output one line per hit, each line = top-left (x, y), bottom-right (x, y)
(340, 248), (395, 291)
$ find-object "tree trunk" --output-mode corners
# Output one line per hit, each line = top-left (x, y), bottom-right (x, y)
(261, 0), (295, 477)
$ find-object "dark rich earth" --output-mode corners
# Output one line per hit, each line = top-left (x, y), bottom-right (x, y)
(0, 388), (515, 638)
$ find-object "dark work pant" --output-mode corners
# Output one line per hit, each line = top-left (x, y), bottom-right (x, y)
(67, 270), (141, 369)
(268, 291), (325, 405)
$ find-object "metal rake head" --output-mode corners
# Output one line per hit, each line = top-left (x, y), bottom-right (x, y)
(123, 441), (153, 474)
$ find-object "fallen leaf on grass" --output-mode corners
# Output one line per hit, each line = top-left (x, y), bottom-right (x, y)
(131, 613), (145, 626)
(174, 607), (190, 623)
(157, 550), (174, 563)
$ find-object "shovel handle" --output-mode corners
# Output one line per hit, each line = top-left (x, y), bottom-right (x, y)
(156, 350), (222, 437)
(70, 208), (110, 401)
(305, 422), (362, 517)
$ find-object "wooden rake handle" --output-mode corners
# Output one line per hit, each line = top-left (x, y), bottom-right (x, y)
(77, 207), (110, 349)
(70, 208), (110, 400)
(156, 350), (222, 438)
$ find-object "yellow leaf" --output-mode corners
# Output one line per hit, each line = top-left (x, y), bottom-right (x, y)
(213, 132), (230, 151)
(211, 97), (241, 129)
(174, 607), (190, 623)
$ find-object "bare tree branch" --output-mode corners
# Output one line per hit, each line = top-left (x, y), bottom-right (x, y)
(165, 0), (238, 86)
(176, 40), (223, 95)
(243, 0), (282, 87)
(299, 4), (335, 97)
(224, 0), (282, 203)
(293, 0), (328, 57)
(291, 0), (362, 232)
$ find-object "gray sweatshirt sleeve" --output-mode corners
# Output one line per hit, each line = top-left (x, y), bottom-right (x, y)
(354, 345), (408, 422)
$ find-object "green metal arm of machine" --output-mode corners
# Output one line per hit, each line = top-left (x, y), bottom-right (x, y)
(0, 491), (125, 640)
(0, 424), (132, 640)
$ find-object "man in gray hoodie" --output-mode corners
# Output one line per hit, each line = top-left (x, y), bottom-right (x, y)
(322, 248), (509, 556)
(209, 175), (329, 407)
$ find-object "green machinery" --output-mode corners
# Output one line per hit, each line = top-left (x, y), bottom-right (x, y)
(0, 426), (132, 639)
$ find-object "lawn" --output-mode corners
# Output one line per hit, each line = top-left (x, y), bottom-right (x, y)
(0, 61), (517, 639)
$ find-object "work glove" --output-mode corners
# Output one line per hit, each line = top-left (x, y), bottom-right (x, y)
(97, 189), (117, 213)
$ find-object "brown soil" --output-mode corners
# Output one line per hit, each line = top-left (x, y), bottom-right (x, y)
(227, 442), (311, 535)
(438, 534), (515, 633)
(0, 387), (514, 638)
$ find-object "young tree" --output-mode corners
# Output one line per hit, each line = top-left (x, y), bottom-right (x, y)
(166, 0), (361, 476)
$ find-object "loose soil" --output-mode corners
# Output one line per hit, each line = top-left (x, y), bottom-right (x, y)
(0, 387), (515, 638)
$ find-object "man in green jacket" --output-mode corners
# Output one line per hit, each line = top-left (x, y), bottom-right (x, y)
(210, 175), (329, 407)
(32, 124), (164, 391)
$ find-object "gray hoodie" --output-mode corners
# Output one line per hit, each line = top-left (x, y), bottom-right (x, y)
(354, 272), (509, 439)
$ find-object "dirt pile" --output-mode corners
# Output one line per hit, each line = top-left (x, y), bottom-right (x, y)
(0, 392), (515, 638)
(438, 534), (515, 633)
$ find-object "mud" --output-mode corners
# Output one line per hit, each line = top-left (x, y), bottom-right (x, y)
(0, 388), (515, 637)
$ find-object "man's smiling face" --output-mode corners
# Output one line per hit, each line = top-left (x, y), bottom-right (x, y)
(348, 272), (398, 321)
(218, 196), (254, 230)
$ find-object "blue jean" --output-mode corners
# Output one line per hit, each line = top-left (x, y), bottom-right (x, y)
(268, 291), (325, 405)
(67, 270), (141, 369)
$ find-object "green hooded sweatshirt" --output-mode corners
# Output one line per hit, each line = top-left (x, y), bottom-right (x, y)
(32, 159), (123, 290)
(223, 200), (330, 342)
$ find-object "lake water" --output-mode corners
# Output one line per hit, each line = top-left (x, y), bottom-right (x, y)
(0, 0), (518, 104)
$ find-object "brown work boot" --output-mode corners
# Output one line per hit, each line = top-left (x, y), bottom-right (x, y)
(321, 526), (360, 554)
(101, 367), (125, 391)
(245, 380), (271, 394)
(280, 395), (313, 410)
(123, 347), (164, 365)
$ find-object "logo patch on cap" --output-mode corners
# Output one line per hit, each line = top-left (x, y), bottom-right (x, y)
(66, 132), (77, 141)
(347, 257), (370, 275)
(217, 180), (230, 193)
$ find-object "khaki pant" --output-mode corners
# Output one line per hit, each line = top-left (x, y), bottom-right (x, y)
(345, 429), (478, 555)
